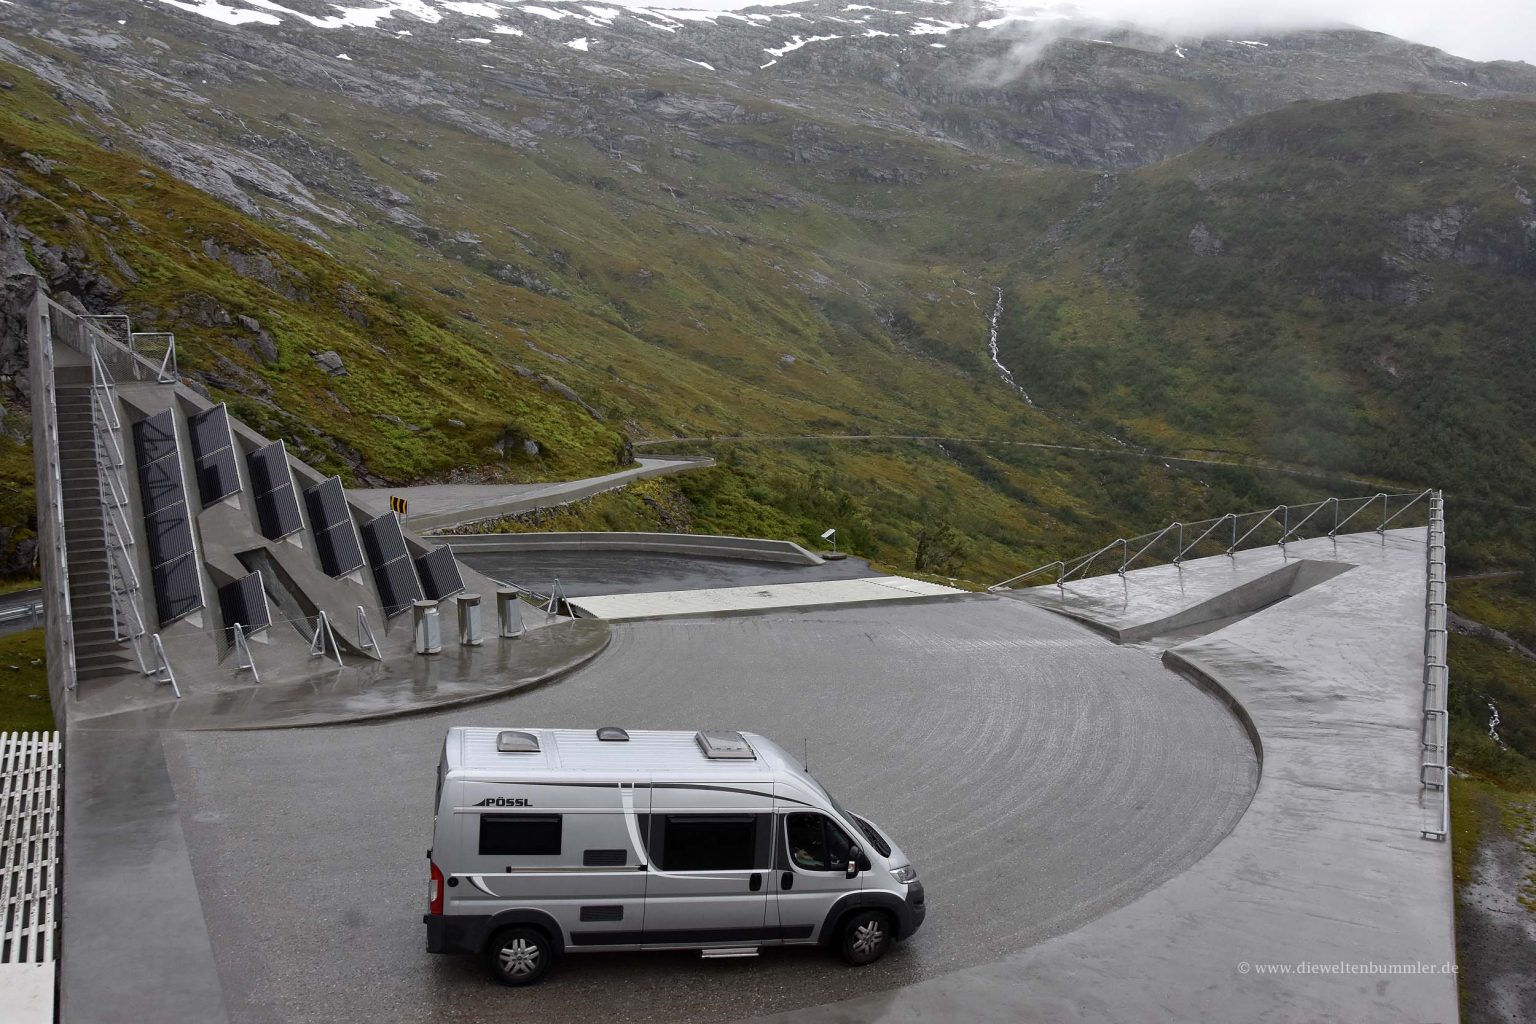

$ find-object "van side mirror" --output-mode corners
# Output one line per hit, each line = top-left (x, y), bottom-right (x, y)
(846, 847), (863, 879)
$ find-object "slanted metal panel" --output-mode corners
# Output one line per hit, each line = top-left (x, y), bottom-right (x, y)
(193, 449), (240, 507)
(315, 521), (365, 578)
(415, 546), (465, 602)
(144, 504), (194, 567)
(185, 405), (231, 461)
(151, 551), (202, 624)
(255, 485), (302, 541)
(376, 556), (423, 615)
(361, 512), (410, 568)
(246, 441), (289, 495)
(130, 410), (177, 466)
(136, 454), (185, 515)
(303, 477), (349, 533)
(218, 571), (271, 639)
(247, 442), (304, 540)
(186, 405), (241, 506)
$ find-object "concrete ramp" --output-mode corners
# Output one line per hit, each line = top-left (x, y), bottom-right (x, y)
(568, 575), (966, 621)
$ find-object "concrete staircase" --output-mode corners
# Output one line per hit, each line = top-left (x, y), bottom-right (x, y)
(54, 367), (139, 684)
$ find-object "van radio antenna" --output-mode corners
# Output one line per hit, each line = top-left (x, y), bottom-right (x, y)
(803, 738), (809, 772)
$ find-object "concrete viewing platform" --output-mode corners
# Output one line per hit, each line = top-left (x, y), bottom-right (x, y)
(567, 575), (967, 621)
(746, 528), (1456, 1024)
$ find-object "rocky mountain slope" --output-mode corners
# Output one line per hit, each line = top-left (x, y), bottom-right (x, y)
(0, 0), (1533, 580)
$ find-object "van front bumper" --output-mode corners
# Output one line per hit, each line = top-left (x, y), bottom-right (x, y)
(903, 881), (927, 938)
(424, 913), (492, 955)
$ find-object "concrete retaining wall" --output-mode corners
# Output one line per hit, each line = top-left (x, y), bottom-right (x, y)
(28, 292), (74, 722)
(445, 531), (823, 565)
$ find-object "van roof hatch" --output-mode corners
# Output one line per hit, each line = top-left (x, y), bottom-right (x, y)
(496, 730), (541, 753)
(596, 726), (630, 742)
(695, 731), (756, 760)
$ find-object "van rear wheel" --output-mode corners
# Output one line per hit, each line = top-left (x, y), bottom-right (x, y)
(486, 927), (553, 986)
(838, 910), (893, 966)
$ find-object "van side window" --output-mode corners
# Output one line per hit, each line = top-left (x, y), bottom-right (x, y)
(479, 814), (562, 856)
(658, 815), (756, 871)
(786, 813), (854, 872)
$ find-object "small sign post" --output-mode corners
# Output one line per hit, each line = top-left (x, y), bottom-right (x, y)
(390, 495), (408, 516)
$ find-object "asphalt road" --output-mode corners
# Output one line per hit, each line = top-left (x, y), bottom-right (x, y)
(457, 549), (878, 598)
(162, 597), (1257, 1024)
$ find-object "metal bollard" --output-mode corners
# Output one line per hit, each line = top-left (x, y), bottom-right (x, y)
(496, 588), (524, 639)
(458, 593), (482, 647)
(413, 600), (442, 655)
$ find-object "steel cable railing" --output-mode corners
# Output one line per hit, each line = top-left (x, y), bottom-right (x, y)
(989, 490), (1435, 592)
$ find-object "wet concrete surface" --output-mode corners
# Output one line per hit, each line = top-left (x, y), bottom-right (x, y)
(459, 549), (878, 598)
(751, 531), (1458, 1024)
(1457, 791), (1536, 1024)
(162, 598), (1257, 1024)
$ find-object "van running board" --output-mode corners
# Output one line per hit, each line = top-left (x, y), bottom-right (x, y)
(700, 947), (760, 959)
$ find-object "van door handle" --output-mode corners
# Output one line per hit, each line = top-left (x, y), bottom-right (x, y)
(781, 872), (793, 891)
(749, 873), (762, 892)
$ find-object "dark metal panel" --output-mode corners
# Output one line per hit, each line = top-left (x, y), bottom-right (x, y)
(246, 441), (289, 495)
(255, 484), (303, 541)
(361, 512), (409, 568)
(137, 454), (186, 515)
(303, 476), (350, 533)
(145, 505), (193, 567)
(194, 447), (240, 506)
(375, 555), (423, 615)
(151, 551), (202, 625)
(186, 405), (232, 463)
(218, 571), (270, 639)
(316, 520), (365, 578)
(131, 410), (177, 466)
(415, 546), (465, 602)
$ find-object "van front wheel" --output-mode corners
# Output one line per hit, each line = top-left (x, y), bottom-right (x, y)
(838, 910), (893, 966)
(486, 927), (553, 986)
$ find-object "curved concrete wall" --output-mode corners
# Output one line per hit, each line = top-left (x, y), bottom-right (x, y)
(445, 531), (824, 566)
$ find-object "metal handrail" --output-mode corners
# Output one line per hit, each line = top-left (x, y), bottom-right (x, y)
(990, 489), (1435, 592)
(88, 345), (121, 431)
(1175, 513), (1236, 563)
(130, 332), (178, 383)
(546, 579), (569, 618)
(1420, 492), (1449, 841)
(149, 633), (180, 698)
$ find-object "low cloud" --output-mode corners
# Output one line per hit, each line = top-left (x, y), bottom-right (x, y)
(970, 0), (1536, 83)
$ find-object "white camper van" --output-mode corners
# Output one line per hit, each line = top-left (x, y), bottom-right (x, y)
(424, 726), (925, 985)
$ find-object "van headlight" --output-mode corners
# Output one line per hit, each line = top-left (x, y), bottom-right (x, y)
(890, 864), (918, 884)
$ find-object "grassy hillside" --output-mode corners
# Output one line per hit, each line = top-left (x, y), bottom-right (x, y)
(0, 66), (626, 485)
(992, 93), (1536, 568)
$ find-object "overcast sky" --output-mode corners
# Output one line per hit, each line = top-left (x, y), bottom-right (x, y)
(1023, 0), (1536, 64)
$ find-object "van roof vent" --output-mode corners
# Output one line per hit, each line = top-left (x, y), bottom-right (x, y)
(695, 731), (756, 760)
(596, 726), (629, 742)
(496, 730), (541, 753)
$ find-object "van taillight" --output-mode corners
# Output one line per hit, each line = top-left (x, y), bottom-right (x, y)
(429, 862), (444, 916)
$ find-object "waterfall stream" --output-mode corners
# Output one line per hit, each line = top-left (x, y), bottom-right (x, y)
(987, 286), (1034, 407)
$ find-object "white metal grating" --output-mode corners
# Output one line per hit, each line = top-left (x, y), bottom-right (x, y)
(0, 732), (60, 966)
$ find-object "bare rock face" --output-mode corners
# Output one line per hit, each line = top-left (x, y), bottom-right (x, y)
(1188, 222), (1224, 257)
(0, 208), (42, 414)
(311, 349), (347, 376)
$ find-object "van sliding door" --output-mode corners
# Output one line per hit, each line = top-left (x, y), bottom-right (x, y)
(638, 785), (774, 947)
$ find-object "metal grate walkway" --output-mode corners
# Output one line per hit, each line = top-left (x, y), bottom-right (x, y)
(0, 731), (60, 1020)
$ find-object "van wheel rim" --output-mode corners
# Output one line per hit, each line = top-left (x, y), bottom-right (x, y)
(851, 921), (885, 957)
(498, 939), (540, 976)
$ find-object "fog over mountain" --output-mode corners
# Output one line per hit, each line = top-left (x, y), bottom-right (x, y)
(1058, 0), (1536, 65)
